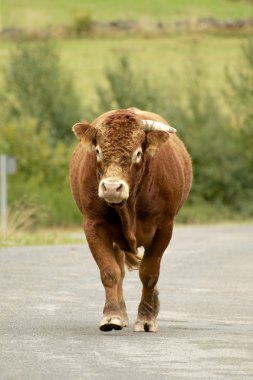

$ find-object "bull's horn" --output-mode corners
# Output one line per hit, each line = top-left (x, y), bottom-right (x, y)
(141, 119), (177, 133)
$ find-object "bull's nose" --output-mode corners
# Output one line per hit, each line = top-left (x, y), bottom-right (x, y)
(98, 178), (129, 203)
(102, 181), (123, 192)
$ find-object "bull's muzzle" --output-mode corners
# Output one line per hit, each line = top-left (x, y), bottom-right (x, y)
(98, 177), (129, 204)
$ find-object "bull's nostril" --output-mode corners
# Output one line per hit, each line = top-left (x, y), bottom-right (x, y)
(102, 182), (107, 191)
(116, 183), (123, 192)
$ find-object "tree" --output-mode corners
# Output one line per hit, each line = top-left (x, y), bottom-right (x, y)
(3, 41), (82, 142)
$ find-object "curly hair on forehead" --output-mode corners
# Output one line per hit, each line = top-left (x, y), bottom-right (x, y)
(102, 109), (140, 130)
(108, 109), (137, 120)
(98, 110), (145, 156)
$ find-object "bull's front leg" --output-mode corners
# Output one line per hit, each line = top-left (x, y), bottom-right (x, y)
(113, 244), (129, 327)
(84, 219), (124, 331)
(135, 220), (173, 332)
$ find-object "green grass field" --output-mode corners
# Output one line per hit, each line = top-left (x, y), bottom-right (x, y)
(0, 1), (250, 108)
(1, 0), (253, 28)
(0, 34), (246, 111)
(60, 35), (246, 108)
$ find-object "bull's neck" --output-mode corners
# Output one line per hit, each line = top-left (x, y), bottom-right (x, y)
(114, 156), (153, 253)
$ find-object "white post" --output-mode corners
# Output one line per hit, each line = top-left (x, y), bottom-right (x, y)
(0, 155), (7, 231)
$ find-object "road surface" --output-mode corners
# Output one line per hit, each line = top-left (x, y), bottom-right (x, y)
(0, 225), (253, 379)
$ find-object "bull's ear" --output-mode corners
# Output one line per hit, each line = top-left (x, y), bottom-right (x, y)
(145, 130), (170, 156)
(72, 121), (97, 148)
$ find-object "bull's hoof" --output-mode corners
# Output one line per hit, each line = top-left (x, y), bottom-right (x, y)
(99, 315), (124, 332)
(134, 319), (158, 333)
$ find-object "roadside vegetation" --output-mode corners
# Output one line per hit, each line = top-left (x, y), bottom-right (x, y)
(0, 1), (253, 245)
(0, 37), (252, 233)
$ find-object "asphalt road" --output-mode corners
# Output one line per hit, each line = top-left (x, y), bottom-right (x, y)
(0, 225), (253, 380)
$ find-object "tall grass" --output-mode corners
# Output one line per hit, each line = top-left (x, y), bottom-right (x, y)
(0, 200), (41, 245)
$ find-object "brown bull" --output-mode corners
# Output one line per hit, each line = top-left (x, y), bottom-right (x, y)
(70, 108), (192, 332)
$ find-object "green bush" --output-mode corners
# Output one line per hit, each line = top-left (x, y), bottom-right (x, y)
(225, 39), (253, 211)
(0, 116), (71, 183)
(0, 41), (85, 226)
(8, 177), (81, 226)
(2, 41), (82, 142)
(95, 56), (164, 114)
(73, 11), (93, 35)
(167, 61), (237, 207)
(0, 116), (81, 225)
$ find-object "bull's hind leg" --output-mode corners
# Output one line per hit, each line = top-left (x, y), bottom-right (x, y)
(113, 244), (129, 327)
(84, 220), (124, 332)
(134, 220), (173, 332)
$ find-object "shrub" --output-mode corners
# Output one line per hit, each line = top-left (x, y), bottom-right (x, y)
(0, 116), (71, 183)
(8, 177), (81, 226)
(73, 11), (93, 35)
(0, 116), (81, 226)
(168, 61), (236, 206)
(225, 39), (253, 211)
(95, 56), (164, 114)
(2, 41), (82, 142)
(0, 42), (85, 227)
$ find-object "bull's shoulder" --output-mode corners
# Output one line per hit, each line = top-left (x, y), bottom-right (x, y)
(70, 143), (86, 172)
(153, 134), (192, 210)
(70, 143), (97, 207)
(159, 133), (192, 176)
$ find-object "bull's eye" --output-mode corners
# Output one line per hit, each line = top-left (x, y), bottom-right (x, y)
(95, 145), (103, 161)
(132, 147), (143, 164)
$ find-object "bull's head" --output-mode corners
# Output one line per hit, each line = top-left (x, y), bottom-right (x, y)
(72, 110), (176, 206)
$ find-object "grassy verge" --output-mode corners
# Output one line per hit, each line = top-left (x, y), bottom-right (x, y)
(0, 227), (85, 247)
(1, 216), (252, 248)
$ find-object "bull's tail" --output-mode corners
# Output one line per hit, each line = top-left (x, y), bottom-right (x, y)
(124, 250), (143, 271)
